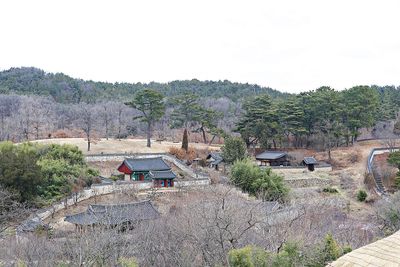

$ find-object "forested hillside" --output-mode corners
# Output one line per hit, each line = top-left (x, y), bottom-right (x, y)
(0, 67), (286, 103)
(0, 67), (399, 149)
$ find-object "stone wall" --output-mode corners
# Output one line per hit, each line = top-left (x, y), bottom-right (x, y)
(86, 153), (209, 180)
(272, 166), (332, 175)
(284, 177), (331, 188)
(21, 178), (210, 232)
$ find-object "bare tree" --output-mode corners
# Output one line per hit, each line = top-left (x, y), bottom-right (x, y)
(77, 104), (97, 151)
(100, 101), (113, 140)
(0, 186), (27, 234)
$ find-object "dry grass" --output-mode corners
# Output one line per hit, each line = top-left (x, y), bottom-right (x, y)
(33, 138), (220, 155)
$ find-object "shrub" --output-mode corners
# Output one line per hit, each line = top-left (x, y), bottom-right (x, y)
(228, 245), (270, 267)
(323, 187), (338, 193)
(118, 257), (138, 267)
(110, 174), (124, 181)
(306, 234), (343, 266)
(115, 132), (129, 139)
(169, 146), (197, 161)
(357, 190), (367, 202)
(322, 233), (341, 262)
(169, 147), (187, 160)
(342, 245), (352, 254)
(231, 159), (289, 202)
(51, 129), (71, 138)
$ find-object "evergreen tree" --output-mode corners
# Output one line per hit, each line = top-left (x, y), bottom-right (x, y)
(182, 128), (189, 151)
(170, 93), (201, 150)
(125, 89), (165, 148)
(221, 137), (247, 164)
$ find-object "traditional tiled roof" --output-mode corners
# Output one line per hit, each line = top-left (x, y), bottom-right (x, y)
(149, 170), (176, 179)
(303, 157), (318, 165)
(17, 217), (45, 233)
(329, 230), (400, 266)
(123, 157), (170, 172)
(207, 152), (223, 165)
(64, 200), (160, 226)
(256, 151), (287, 160)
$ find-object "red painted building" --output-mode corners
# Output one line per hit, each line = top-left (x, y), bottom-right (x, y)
(117, 157), (176, 187)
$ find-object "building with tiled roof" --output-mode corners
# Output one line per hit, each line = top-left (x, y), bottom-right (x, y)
(117, 157), (176, 187)
(329, 231), (400, 266)
(65, 200), (160, 230)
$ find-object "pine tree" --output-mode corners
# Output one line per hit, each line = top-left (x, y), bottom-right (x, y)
(125, 89), (165, 148)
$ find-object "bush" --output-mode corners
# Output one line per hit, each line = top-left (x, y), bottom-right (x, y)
(231, 159), (289, 202)
(306, 234), (348, 266)
(51, 129), (71, 138)
(169, 146), (196, 161)
(323, 187), (338, 193)
(115, 132), (129, 139)
(228, 245), (270, 267)
(110, 174), (124, 181)
(169, 147), (187, 160)
(357, 190), (367, 202)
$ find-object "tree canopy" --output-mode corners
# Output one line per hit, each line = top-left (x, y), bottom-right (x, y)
(0, 142), (98, 205)
(125, 89), (165, 147)
(230, 159), (289, 202)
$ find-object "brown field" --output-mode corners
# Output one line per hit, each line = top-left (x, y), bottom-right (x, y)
(33, 138), (221, 155)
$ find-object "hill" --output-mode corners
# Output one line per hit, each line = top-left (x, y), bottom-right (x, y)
(0, 67), (288, 103)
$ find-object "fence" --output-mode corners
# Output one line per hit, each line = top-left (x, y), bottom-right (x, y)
(86, 153), (210, 180)
(17, 153), (211, 234)
(366, 146), (400, 195)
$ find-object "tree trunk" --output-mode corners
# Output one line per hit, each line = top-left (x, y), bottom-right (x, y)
(0, 115), (4, 141)
(147, 122), (151, 148)
(209, 135), (216, 145)
(87, 139), (91, 151)
(201, 126), (207, 144)
(182, 128), (188, 151)
(118, 108), (122, 141)
(35, 123), (39, 140)
(328, 148), (331, 162)
(105, 118), (109, 140)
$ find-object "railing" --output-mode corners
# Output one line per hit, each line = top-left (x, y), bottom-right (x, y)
(366, 146), (400, 194)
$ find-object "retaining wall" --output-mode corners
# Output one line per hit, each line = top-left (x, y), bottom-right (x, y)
(272, 166), (332, 175)
(29, 178), (210, 226)
(18, 153), (211, 232)
(284, 177), (331, 188)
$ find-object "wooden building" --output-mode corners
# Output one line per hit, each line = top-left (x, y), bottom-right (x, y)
(206, 152), (223, 170)
(255, 151), (289, 166)
(117, 157), (176, 187)
(302, 157), (318, 171)
(64, 200), (160, 231)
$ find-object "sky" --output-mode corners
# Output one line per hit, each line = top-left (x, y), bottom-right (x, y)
(1, 0), (400, 93)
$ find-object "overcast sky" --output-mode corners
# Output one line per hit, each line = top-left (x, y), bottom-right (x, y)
(1, 0), (400, 93)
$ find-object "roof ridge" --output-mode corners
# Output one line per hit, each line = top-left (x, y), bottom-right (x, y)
(90, 200), (151, 207)
(126, 156), (163, 160)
